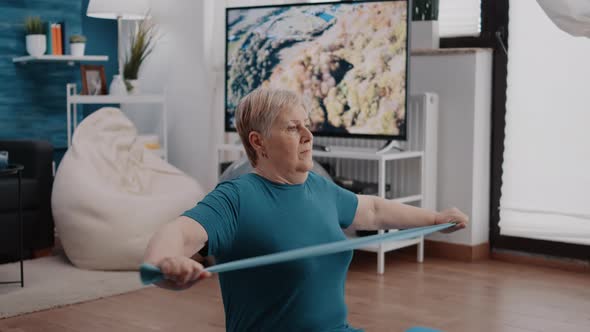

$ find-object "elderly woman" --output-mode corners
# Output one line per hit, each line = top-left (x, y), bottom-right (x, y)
(143, 88), (468, 332)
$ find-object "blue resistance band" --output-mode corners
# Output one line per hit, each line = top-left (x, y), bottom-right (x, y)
(140, 222), (455, 285)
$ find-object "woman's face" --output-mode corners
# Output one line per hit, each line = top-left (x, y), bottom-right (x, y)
(265, 105), (314, 173)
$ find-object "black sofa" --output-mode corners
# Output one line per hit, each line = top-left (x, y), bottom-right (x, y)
(0, 140), (54, 263)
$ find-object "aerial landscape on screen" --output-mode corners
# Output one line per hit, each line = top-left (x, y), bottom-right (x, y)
(226, 1), (408, 136)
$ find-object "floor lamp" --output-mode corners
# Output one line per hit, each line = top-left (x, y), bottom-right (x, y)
(86, 0), (150, 92)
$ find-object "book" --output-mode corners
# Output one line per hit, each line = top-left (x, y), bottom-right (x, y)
(51, 24), (58, 55)
(44, 22), (52, 55)
(59, 21), (67, 55)
(56, 23), (63, 55)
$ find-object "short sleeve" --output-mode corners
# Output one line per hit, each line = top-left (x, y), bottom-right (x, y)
(182, 181), (240, 257)
(313, 173), (358, 229)
(331, 182), (358, 228)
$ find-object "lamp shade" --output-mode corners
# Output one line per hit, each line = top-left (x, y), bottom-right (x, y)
(87, 0), (150, 20)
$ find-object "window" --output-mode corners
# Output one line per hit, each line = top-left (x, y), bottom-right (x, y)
(439, 0), (482, 37)
(499, 0), (590, 246)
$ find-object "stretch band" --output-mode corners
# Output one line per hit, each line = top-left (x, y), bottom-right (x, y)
(140, 222), (455, 285)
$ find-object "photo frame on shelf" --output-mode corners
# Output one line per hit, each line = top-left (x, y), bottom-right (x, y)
(80, 64), (107, 95)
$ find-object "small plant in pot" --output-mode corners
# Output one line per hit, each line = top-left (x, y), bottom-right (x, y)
(69, 34), (86, 56)
(24, 16), (47, 56)
(123, 19), (157, 94)
(413, 0), (439, 21)
(411, 0), (440, 49)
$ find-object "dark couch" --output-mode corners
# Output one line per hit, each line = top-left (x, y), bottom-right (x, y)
(0, 140), (54, 263)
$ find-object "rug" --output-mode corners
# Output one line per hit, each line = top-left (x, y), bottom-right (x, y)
(0, 254), (147, 319)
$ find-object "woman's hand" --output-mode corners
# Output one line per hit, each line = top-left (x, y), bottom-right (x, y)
(152, 256), (212, 290)
(434, 207), (469, 233)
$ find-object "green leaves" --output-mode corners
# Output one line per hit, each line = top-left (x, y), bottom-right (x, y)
(24, 16), (45, 35)
(69, 34), (86, 44)
(413, 0), (439, 21)
(124, 19), (157, 80)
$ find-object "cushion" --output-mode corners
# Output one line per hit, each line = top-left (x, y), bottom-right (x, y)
(52, 107), (205, 270)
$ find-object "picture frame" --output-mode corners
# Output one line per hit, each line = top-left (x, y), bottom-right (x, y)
(80, 64), (107, 95)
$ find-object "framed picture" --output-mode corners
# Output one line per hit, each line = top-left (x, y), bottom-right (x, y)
(80, 65), (107, 95)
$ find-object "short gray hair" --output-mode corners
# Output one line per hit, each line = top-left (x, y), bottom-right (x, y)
(235, 88), (310, 166)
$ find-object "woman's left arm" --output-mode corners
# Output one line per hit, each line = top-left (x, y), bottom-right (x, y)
(350, 195), (469, 233)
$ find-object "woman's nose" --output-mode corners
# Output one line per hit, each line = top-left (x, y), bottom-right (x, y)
(301, 126), (313, 142)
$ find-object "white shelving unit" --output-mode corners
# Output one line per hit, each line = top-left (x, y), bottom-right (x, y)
(66, 83), (168, 160)
(215, 93), (439, 274)
(13, 55), (108, 66)
(216, 144), (426, 274)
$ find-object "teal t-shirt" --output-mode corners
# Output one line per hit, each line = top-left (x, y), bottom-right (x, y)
(183, 171), (362, 332)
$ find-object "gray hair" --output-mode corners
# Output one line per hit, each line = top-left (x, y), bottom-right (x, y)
(235, 88), (311, 166)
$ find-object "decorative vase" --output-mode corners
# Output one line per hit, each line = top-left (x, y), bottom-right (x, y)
(26, 34), (47, 56)
(70, 43), (85, 56)
(126, 79), (140, 95)
(109, 75), (127, 96)
(410, 20), (439, 50)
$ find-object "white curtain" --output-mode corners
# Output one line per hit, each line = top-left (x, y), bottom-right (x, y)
(439, 0), (481, 37)
(500, 0), (590, 245)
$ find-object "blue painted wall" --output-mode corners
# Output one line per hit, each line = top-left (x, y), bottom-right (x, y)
(81, 0), (117, 87)
(0, 0), (116, 154)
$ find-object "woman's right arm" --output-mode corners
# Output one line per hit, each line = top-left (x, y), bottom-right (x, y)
(143, 216), (212, 290)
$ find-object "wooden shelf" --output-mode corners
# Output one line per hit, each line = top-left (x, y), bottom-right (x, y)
(12, 55), (108, 64)
(69, 94), (165, 104)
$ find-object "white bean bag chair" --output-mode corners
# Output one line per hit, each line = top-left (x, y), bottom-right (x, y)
(52, 107), (205, 270)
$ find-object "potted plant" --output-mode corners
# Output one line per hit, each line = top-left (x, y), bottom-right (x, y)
(411, 0), (439, 49)
(69, 34), (86, 56)
(24, 16), (46, 56)
(123, 19), (157, 94)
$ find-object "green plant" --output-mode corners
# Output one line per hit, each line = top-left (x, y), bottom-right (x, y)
(69, 34), (87, 43)
(413, 0), (439, 21)
(24, 16), (45, 35)
(123, 19), (157, 80)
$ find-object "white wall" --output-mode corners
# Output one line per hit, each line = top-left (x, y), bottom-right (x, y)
(411, 50), (492, 246)
(126, 0), (213, 189)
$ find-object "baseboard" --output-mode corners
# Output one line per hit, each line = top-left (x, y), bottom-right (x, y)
(424, 240), (489, 261)
(492, 249), (590, 273)
(400, 240), (490, 261)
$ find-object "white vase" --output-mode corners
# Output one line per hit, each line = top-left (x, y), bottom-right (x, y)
(411, 20), (440, 50)
(70, 43), (85, 56)
(26, 34), (47, 56)
(126, 79), (140, 95)
(109, 75), (128, 96)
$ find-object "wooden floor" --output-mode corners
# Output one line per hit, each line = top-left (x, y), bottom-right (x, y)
(1, 252), (589, 332)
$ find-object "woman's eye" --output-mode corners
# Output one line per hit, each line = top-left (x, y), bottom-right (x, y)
(287, 126), (297, 131)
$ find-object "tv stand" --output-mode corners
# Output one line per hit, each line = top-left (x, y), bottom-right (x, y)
(377, 140), (404, 154)
(312, 93), (439, 274)
(314, 140), (403, 155)
(312, 143), (331, 152)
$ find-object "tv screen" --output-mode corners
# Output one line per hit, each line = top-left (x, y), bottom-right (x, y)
(225, 0), (409, 140)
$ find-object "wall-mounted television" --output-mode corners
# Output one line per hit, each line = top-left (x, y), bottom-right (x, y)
(225, 0), (409, 140)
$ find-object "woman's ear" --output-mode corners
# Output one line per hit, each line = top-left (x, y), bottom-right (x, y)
(249, 131), (265, 155)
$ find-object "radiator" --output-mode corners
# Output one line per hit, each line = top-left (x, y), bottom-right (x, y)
(314, 93), (439, 208)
